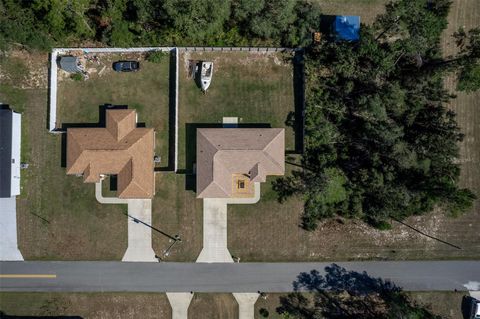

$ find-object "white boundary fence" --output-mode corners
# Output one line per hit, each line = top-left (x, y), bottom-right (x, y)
(174, 48), (179, 172)
(48, 46), (296, 172)
(49, 47), (174, 132)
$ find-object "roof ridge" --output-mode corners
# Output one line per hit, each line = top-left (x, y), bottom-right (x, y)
(262, 129), (283, 151)
(211, 153), (231, 195)
(197, 181), (229, 197)
(126, 128), (154, 150)
(201, 129), (222, 151)
(261, 129), (284, 171)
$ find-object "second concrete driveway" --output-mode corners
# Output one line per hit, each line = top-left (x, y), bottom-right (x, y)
(196, 199), (233, 263)
(196, 183), (261, 263)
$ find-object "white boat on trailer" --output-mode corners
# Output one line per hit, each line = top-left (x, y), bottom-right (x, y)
(199, 61), (213, 92)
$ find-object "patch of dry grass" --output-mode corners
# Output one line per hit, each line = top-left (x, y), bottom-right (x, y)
(313, 0), (388, 25)
(189, 293), (238, 319)
(0, 292), (171, 318)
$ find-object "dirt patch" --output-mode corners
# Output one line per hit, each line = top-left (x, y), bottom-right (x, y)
(0, 50), (48, 89)
(56, 51), (147, 83)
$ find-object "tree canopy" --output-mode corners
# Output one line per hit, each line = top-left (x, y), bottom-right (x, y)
(274, 0), (476, 230)
(0, 0), (322, 49)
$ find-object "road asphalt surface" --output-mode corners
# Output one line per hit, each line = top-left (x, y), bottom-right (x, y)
(1, 261), (479, 292)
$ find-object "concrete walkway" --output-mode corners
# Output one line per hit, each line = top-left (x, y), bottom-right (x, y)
(166, 293), (193, 319)
(0, 197), (23, 261)
(95, 181), (156, 262)
(95, 181), (128, 204)
(233, 293), (259, 319)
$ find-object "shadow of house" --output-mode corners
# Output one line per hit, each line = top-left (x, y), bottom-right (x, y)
(277, 264), (441, 319)
(292, 50), (306, 154)
(182, 122), (272, 191)
(166, 50), (177, 172)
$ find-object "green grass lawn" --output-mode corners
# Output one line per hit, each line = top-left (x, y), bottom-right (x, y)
(177, 51), (296, 172)
(0, 85), (127, 260)
(23, 51), (172, 260)
(151, 173), (203, 261)
(57, 53), (170, 164)
(148, 51), (297, 261)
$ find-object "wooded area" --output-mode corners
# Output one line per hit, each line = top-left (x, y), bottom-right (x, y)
(274, 0), (479, 229)
(0, 0), (322, 49)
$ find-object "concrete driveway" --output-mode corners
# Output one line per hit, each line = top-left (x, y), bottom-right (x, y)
(123, 199), (156, 262)
(0, 197), (23, 261)
(196, 183), (260, 263)
(95, 181), (156, 262)
(196, 199), (233, 263)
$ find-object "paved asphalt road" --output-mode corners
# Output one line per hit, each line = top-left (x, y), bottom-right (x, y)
(1, 261), (479, 292)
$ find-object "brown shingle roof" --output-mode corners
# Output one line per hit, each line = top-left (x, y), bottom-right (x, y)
(66, 109), (155, 199)
(196, 128), (285, 198)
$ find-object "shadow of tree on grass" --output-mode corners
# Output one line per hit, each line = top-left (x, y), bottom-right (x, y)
(277, 264), (443, 319)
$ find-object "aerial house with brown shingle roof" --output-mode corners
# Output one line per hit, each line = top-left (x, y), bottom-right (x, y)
(66, 109), (155, 199)
(196, 128), (285, 199)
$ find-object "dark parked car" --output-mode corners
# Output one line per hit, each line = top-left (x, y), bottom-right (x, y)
(112, 61), (140, 72)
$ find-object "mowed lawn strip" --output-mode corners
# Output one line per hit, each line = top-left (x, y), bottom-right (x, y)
(189, 293), (238, 319)
(313, 0), (388, 24)
(151, 173), (203, 262)
(177, 51), (296, 171)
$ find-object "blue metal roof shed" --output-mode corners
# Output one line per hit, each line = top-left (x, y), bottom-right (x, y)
(334, 16), (360, 41)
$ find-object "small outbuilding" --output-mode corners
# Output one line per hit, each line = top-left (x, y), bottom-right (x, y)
(59, 56), (82, 73)
(334, 16), (360, 41)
